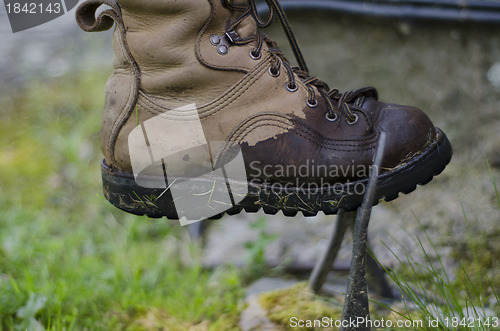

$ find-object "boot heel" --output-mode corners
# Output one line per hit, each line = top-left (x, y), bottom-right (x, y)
(101, 161), (178, 219)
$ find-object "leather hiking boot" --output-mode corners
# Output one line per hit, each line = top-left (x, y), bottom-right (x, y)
(76, 0), (452, 221)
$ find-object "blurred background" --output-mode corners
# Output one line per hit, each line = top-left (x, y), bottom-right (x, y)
(1, 1), (499, 330)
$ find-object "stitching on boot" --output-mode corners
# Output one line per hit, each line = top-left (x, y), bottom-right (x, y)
(77, 0), (142, 166)
(228, 113), (379, 145)
(137, 58), (270, 118)
(109, 31), (139, 165)
(225, 113), (379, 150)
(225, 119), (378, 153)
(289, 120), (379, 145)
(108, 18), (140, 167)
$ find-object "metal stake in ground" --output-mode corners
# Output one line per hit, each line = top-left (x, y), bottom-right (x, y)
(340, 131), (387, 331)
(308, 210), (395, 298)
(308, 210), (355, 293)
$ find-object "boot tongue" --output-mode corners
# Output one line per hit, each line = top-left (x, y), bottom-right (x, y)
(228, 0), (259, 41)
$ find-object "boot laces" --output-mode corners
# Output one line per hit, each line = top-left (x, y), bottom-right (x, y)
(223, 0), (377, 123)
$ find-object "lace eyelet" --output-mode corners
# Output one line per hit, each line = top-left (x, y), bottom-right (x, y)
(268, 67), (280, 77)
(325, 112), (338, 122)
(307, 98), (318, 108)
(345, 113), (359, 125)
(249, 49), (262, 60)
(286, 83), (298, 92)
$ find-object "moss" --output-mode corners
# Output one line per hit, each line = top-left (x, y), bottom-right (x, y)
(258, 282), (343, 330)
(257, 283), (429, 330)
(119, 308), (240, 331)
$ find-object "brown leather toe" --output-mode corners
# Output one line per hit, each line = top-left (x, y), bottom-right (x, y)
(374, 102), (437, 171)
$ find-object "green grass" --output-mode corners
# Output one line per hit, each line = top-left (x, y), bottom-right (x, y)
(0, 71), (244, 330)
(1, 68), (499, 330)
(377, 203), (500, 330)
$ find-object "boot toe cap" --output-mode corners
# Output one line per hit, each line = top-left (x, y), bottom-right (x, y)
(375, 103), (437, 169)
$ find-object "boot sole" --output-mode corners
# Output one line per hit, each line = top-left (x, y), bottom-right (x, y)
(101, 128), (452, 219)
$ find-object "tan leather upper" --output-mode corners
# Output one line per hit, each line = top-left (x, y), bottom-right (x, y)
(78, 0), (313, 172)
